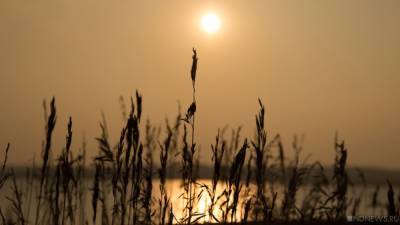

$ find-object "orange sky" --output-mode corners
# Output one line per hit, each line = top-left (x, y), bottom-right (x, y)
(0, 0), (400, 169)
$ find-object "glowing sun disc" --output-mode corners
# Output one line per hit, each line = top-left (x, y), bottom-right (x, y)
(201, 13), (221, 33)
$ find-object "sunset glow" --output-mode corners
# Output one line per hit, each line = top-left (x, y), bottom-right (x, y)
(1, 1), (400, 224)
(201, 12), (221, 33)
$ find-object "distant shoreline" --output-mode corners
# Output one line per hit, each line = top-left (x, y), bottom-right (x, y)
(6, 164), (400, 185)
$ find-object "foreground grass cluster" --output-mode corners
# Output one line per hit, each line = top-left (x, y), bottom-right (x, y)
(0, 49), (399, 225)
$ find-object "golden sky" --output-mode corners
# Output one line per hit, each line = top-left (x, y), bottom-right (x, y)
(1, 0), (400, 169)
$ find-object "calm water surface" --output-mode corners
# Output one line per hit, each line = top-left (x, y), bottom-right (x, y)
(0, 178), (389, 224)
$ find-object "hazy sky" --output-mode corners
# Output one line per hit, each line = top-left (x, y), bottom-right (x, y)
(1, 0), (399, 169)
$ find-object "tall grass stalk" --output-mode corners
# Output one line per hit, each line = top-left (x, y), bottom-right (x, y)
(207, 130), (225, 223)
(34, 98), (57, 225)
(251, 99), (271, 222)
(180, 48), (200, 225)
(387, 180), (396, 216)
(333, 136), (348, 220)
(159, 127), (173, 225)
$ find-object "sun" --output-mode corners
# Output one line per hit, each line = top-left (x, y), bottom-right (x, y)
(201, 12), (221, 33)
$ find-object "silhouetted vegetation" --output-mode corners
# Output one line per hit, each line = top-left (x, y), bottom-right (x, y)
(0, 49), (399, 225)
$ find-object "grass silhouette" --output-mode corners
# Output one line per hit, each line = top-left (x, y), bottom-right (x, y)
(0, 49), (399, 225)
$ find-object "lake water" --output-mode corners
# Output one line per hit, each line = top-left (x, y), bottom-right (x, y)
(0, 178), (391, 224)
